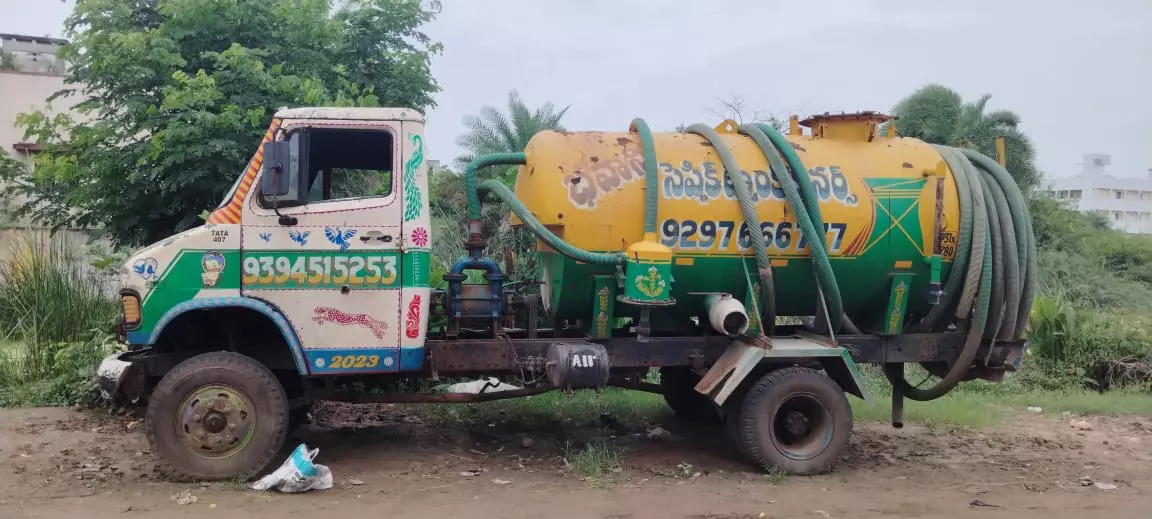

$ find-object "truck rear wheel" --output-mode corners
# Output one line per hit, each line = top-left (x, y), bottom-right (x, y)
(660, 367), (722, 425)
(732, 366), (852, 475)
(145, 352), (289, 481)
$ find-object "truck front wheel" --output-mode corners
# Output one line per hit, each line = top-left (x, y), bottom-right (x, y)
(145, 352), (289, 480)
(731, 366), (852, 475)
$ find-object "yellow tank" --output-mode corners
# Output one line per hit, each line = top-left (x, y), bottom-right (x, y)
(512, 113), (961, 327)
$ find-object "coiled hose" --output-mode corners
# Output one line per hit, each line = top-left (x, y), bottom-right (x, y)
(885, 145), (1035, 401)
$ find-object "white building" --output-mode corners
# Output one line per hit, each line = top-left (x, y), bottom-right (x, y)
(0, 33), (104, 259)
(1045, 153), (1152, 234)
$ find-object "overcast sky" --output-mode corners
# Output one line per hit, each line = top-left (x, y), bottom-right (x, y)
(2, 0), (1149, 180)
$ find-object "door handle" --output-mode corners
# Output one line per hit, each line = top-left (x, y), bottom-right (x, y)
(358, 235), (392, 243)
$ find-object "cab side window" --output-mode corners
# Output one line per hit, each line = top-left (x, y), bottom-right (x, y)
(305, 128), (394, 203)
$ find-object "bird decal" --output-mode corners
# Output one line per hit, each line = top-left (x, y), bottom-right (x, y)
(288, 230), (310, 247)
(324, 227), (357, 252)
(258, 232), (272, 242)
(131, 257), (158, 281)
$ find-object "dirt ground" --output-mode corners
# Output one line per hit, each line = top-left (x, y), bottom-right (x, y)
(0, 403), (1150, 519)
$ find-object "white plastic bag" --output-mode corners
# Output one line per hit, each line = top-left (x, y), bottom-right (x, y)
(436, 377), (521, 394)
(251, 444), (334, 493)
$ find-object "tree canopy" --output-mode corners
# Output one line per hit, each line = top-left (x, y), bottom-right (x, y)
(454, 89), (568, 184)
(3, 0), (442, 246)
(889, 84), (1039, 190)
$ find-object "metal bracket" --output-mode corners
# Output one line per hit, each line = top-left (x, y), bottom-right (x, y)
(693, 336), (875, 407)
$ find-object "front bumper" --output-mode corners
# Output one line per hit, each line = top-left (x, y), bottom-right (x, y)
(97, 351), (145, 403)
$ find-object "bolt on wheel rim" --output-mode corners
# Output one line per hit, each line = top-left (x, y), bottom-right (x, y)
(177, 385), (257, 459)
(769, 392), (833, 461)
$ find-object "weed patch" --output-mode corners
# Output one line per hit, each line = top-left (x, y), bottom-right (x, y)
(564, 440), (625, 484)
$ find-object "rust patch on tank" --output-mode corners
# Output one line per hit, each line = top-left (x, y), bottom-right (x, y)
(529, 166), (535, 176)
(902, 162), (914, 169)
(790, 142), (807, 152)
(569, 176), (581, 185)
(558, 213), (564, 220)
(616, 137), (631, 146)
(590, 156), (599, 163)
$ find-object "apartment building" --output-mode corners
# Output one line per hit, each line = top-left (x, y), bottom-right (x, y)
(1046, 153), (1152, 234)
(0, 33), (101, 257)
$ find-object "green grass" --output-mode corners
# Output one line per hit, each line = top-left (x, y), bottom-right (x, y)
(852, 388), (1152, 428)
(0, 232), (118, 406)
(416, 375), (1151, 435)
(417, 387), (669, 431)
(847, 364), (1152, 427)
(564, 440), (625, 484)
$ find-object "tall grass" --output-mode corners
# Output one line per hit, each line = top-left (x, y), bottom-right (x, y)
(0, 232), (117, 389)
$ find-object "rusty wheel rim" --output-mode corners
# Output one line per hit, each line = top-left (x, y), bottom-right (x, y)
(176, 385), (257, 459)
(768, 392), (833, 461)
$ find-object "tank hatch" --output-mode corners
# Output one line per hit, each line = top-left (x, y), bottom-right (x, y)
(799, 111), (895, 142)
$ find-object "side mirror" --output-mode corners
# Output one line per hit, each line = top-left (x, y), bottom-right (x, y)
(260, 141), (293, 197)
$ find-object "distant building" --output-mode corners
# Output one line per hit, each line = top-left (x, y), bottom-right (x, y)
(0, 33), (102, 258)
(0, 33), (75, 218)
(1045, 153), (1152, 234)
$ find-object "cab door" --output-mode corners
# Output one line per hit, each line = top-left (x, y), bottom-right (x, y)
(241, 122), (403, 374)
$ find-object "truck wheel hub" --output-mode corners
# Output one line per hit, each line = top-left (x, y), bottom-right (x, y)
(178, 386), (255, 458)
(771, 393), (832, 460)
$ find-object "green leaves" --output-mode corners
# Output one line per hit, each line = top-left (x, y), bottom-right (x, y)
(890, 84), (1039, 191)
(455, 90), (569, 179)
(7, 0), (441, 247)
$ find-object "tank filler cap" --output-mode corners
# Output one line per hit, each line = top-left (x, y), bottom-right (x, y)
(799, 111), (897, 142)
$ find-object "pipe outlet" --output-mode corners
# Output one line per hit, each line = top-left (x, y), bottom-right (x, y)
(706, 294), (750, 337)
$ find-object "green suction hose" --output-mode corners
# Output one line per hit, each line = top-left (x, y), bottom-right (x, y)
(741, 124), (845, 333)
(630, 118), (661, 236)
(685, 124), (777, 334)
(466, 153), (528, 220)
(888, 142), (1034, 401)
(477, 179), (625, 266)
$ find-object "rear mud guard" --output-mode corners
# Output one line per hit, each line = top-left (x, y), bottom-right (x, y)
(694, 336), (874, 407)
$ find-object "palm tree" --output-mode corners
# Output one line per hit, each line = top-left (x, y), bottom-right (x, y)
(439, 91), (568, 282)
(455, 90), (569, 184)
(890, 84), (1039, 190)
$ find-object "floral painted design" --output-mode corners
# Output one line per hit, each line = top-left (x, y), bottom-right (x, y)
(410, 227), (429, 248)
(405, 295), (422, 339)
(634, 266), (666, 298)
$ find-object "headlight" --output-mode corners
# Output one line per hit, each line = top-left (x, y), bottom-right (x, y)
(120, 290), (141, 329)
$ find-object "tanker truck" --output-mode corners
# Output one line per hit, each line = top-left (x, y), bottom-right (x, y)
(97, 107), (1033, 480)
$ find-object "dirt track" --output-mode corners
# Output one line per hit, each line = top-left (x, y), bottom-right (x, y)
(1, 404), (1150, 519)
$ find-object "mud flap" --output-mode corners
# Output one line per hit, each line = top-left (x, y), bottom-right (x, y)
(693, 337), (874, 407)
(97, 351), (145, 403)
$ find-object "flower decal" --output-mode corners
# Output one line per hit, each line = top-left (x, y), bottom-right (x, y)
(634, 266), (666, 298)
(410, 227), (429, 248)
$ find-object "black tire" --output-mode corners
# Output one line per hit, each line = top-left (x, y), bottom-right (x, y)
(660, 367), (723, 425)
(733, 366), (852, 475)
(145, 352), (289, 481)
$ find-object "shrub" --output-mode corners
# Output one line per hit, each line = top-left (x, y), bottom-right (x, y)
(0, 232), (117, 404)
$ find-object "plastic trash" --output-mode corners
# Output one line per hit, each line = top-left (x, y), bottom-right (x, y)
(435, 377), (521, 394)
(251, 444), (333, 493)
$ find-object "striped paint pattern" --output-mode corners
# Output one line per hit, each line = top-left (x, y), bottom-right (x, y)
(206, 118), (283, 224)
